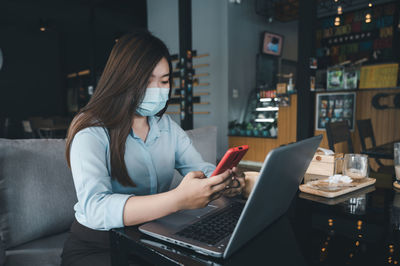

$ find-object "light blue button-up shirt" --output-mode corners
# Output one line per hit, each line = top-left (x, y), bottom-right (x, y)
(70, 115), (216, 230)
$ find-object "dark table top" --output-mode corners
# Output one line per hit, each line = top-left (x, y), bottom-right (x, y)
(111, 183), (400, 266)
(362, 140), (399, 160)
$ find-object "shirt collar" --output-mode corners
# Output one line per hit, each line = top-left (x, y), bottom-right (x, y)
(146, 116), (160, 142)
(130, 116), (168, 143)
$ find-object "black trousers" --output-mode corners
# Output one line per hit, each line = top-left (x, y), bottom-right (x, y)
(61, 219), (111, 266)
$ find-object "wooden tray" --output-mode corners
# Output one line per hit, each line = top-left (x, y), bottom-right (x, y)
(299, 185), (376, 205)
(299, 177), (376, 198)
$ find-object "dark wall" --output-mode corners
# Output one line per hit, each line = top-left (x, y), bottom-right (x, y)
(0, 0), (147, 123)
(0, 27), (62, 118)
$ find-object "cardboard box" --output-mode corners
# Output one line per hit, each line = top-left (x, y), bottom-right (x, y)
(276, 83), (287, 94)
(306, 153), (344, 177)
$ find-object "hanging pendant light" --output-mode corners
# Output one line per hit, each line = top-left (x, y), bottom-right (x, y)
(365, 13), (372, 23)
(334, 16), (341, 26)
(337, 5), (343, 15)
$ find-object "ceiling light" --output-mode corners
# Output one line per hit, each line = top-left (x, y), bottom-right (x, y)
(338, 6), (342, 15)
(39, 19), (48, 32)
(334, 16), (341, 26)
(365, 13), (372, 23)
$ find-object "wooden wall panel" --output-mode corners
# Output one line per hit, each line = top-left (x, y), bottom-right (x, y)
(314, 89), (400, 170)
(229, 94), (298, 162)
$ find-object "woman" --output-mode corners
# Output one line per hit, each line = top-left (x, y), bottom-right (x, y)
(61, 30), (244, 266)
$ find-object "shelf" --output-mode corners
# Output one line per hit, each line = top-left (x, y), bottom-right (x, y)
(172, 73), (209, 80)
(260, 98), (279, 102)
(170, 92), (209, 99)
(311, 87), (400, 93)
(172, 63), (210, 72)
(254, 118), (275, 122)
(255, 107), (279, 112)
(171, 53), (210, 63)
(311, 89), (357, 93)
(166, 111), (210, 115)
(172, 83), (210, 89)
(169, 102), (209, 106)
(193, 73), (209, 78)
(67, 69), (90, 78)
(193, 63), (209, 69)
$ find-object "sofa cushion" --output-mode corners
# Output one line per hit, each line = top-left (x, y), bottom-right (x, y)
(0, 139), (77, 249)
(185, 126), (217, 165)
(170, 126), (217, 189)
(4, 231), (69, 266)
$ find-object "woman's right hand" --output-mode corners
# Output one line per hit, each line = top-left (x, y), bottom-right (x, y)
(174, 170), (233, 210)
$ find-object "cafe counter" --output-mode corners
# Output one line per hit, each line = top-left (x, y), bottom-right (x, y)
(228, 94), (297, 162)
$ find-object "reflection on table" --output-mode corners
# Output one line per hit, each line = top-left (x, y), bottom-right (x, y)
(111, 182), (400, 266)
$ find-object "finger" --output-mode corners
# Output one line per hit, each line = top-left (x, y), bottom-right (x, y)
(210, 177), (233, 193)
(222, 188), (239, 198)
(236, 176), (246, 188)
(224, 187), (242, 197)
(222, 188), (234, 196)
(209, 191), (223, 201)
(232, 167), (244, 178)
(230, 178), (240, 188)
(189, 171), (206, 179)
(207, 169), (231, 186)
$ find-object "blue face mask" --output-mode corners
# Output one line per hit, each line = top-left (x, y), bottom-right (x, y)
(136, 87), (170, 117)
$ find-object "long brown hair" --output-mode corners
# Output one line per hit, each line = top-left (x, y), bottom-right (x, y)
(66, 30), (172, 187)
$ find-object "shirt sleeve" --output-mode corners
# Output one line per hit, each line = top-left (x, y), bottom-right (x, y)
(173, 124), (216, 177)
(70, 130), (133, 230)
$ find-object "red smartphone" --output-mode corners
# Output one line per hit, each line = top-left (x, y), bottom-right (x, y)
(210, 145), (249, 177)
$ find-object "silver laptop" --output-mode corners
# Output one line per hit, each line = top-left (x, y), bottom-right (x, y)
(139, 135), (322, 258)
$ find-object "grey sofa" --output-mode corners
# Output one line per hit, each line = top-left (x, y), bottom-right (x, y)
(0, 126), (217, 266)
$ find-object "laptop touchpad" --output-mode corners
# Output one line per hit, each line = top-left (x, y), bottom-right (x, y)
(155, 205), (218, 228)
(183, 204), (218, 218)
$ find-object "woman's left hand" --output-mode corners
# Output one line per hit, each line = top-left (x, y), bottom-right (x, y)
(222, 167), (245, 198)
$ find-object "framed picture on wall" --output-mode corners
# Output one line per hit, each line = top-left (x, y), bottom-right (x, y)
(327, 66), (344, 90)
(261, 32), (283, 56)
(315, 92), (356, 131)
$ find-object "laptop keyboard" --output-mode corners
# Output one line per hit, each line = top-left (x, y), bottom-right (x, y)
(175, 201), (245, 246)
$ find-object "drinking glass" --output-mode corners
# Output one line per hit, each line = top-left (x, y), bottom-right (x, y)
(343, 154), (369, 179)
(395, 143), (400, 183)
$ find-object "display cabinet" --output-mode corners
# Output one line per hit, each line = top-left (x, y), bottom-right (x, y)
(229, 93), (297, 163)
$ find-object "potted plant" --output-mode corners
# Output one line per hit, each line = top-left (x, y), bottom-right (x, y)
(253, 123), (263, 136)
(228, 120), (238, 135)
(246, 123), (254, 136)
(261, 124), (270, 137)
(239, 123), (247, 136)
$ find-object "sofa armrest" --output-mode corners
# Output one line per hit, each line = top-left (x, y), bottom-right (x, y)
(0, 238), (5, 266)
